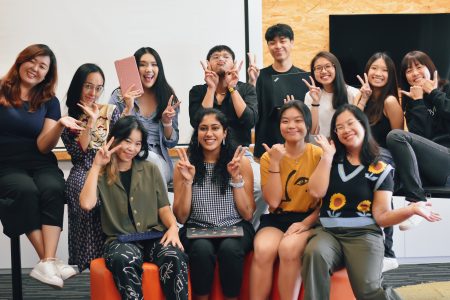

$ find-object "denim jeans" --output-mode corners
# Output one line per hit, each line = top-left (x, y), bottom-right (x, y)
(387, 129), (450, 202)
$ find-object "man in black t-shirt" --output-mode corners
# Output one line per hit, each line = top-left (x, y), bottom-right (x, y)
(248, 24), (306, 158)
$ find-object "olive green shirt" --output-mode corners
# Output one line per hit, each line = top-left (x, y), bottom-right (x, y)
(97, 160), (169, 243)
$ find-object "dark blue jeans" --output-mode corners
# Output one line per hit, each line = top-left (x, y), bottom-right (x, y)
(387, 129), (450, 202)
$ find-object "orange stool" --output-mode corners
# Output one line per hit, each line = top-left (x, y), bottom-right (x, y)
(90, 258), (192, 300)
(209, 252), (253, 300)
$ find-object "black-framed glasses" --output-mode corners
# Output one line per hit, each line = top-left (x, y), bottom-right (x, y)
(313, 64), (335, 73)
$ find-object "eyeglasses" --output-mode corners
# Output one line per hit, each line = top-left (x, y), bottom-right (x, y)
(334, 119), (361, 134)
(83, 83), (104, 94)
(313, 64), (335, 73)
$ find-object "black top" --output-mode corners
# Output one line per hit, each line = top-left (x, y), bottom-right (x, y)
(189, 81), (258, 146)
(404, 83), (450, 147)
(120, 168), (134, 227)
(370, 113), (391, 148)
(254, 65), (305, 158)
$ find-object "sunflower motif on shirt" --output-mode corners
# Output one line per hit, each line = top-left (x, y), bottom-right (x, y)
(356, 200), (372, 217)
(368, 161), (387, 174)
(327, 193), (346, 217)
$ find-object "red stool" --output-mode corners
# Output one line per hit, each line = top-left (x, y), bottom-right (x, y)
(90, 258), (192, 300)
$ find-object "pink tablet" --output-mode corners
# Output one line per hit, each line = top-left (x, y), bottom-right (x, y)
(114, 56), (144, 93)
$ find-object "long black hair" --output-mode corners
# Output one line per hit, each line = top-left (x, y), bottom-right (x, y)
(134, 47), (177, 121)
(364, 52), (399, 125)
(104, 116), (149, 185)
(310, 51), (349, 109)
(66, 63), (105, 119)
(330, 104), (380, 166)
(188, 108), (236, 195)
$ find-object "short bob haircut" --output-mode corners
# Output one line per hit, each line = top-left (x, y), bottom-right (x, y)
(66, 63), (105, 119)
(104, 116), (149, 184)
(279, 100), (312, 143)
(206, 45), (236, 61)
(265, 23), (294, 42)
(0, 44), (57, 111)
(330, 104), (380, 166)
(310, 51), (349, 109)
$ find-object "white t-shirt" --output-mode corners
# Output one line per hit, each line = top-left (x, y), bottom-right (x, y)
(305, 85), (360, 137)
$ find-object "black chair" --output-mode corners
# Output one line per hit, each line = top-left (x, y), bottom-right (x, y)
(10, 235), (23, 300)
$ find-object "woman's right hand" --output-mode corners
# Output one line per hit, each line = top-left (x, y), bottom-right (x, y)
(302, 76), (321, 104)
(401, 86), (423, 101)
(357, 73), (372, 102)
(93, 137), (121, 167)
(122, 84), (143, 112)
(176, 148), (196, 182)
(314, 135), (336, 160)
(262, 143), (286, 163)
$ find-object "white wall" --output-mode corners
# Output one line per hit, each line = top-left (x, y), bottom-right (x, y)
(0, 0), (263, 145)
(0, 0), (263, 269)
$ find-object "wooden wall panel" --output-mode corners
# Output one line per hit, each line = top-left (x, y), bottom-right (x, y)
(261, 0), (450, 70)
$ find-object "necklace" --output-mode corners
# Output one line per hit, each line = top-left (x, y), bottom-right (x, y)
(216, 91), (226, 96)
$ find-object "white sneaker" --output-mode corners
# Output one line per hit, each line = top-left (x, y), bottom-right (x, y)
(30, 260), (63, 288)
(399, 202), (430, 231)
(382, 257), (399, 273)
(54, 259), (78, 280)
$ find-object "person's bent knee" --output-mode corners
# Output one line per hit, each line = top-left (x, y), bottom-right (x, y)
(387, 129), (408, 146)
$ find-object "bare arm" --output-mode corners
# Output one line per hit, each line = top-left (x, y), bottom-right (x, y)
(261, 144), (284, 210)
(172, 148), (195, 224)
(158, 205), (184, 250)
(384, 95), (404, 130)
(37, 116), (82, 153)
(231, 156), (255, 221)
(308, 135), (336, 198)
(79, 164), (102, 211)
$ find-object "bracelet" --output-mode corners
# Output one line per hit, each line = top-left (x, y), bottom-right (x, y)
(268, 170), (280, 173)
(228, 86), (236, 93)
(229, 175), (245, 188)
(311, 103), (320, 107)
(162, 120), (173, 127)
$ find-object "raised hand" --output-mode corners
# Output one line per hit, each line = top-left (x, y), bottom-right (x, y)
(93, 137), (121, 167)
(284, 94), (295, 103)
(77, 103), (100, 122)
(59, 116), (84, 131)
(201, 60), (219, 90)
(302, 76), (321, 104)
(262, 143), (286, 163)
(421, 70), (439, 94)
(176, 148), (195, 182)
(247, 52), (260, 86)
(314, 135), (336, 160)
(161, 95), (181, 125)
(227, 146), (246, 180)
(225, 60), (243, 89)
(122, 84), (143, 112)
(357, 73), (372, 102)
(400, 86), (423, 101)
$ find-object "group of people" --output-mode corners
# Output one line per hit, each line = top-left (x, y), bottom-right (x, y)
(0, 22), (448, 300)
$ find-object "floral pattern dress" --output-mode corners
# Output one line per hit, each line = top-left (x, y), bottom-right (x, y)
(62, 104), (119, 272)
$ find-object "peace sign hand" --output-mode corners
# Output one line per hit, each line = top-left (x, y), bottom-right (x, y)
(201, 60), (219, 90)
(262, 143), (286, 163)
(93, 137), (121, 167)
(421, 70), (439, 94)
(176, 148), (195, 181)
(284, 95), (295, 103)
(227, 146), (246, 180)
(357, 73), (372, 101)
(247, 53), (260, 86)
(400, 86), (423, 101)
(302, 76), (321, 104)
(161, 95), (180, 125)
(314, 135), (336, 160)
(226, 60), (243, 89)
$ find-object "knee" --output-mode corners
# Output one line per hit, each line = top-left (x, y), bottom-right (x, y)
(189, 239), (214, 261)
(387, 129), (407, 146)
(253, 240), (278, 265)
(278, 240), (301, 262)
(217, 239), (244, 263)
(105, 243), (143, 269)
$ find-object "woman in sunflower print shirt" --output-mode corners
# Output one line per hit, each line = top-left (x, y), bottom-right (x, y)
(301, 104), (440, 300)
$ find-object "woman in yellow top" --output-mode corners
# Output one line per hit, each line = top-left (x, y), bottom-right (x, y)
(250, 100), (322, 300)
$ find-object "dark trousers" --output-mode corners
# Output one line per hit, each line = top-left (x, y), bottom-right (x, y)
(104, 239), (189, 300)
(180, 221), (255, 298)
(387, 129), (450, 202)
(0, 165), (65, 237)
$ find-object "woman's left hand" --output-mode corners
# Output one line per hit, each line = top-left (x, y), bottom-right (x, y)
(284, 221), (308, 236)
(161, 95), (181, 125)
(160, 226), (184, 251)
(227, 146), (246, 180)
(59, 116), (84, 130)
